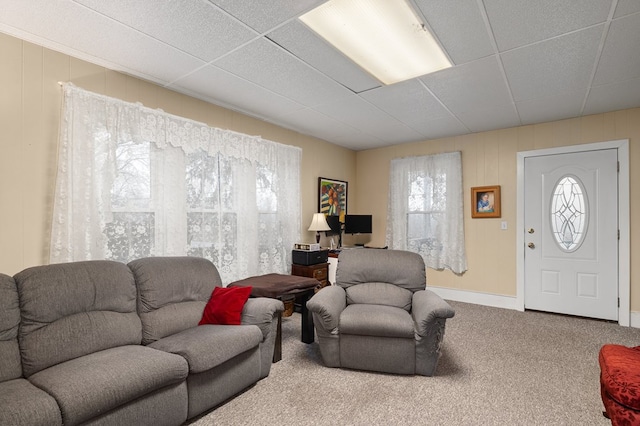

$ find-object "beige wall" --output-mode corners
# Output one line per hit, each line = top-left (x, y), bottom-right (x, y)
(2, 32), (639, 313)
(357, 110), (640, 309)
(0, 33), (356, 275)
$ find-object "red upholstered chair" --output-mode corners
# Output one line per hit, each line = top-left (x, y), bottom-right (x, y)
(599, 344), (640, 425)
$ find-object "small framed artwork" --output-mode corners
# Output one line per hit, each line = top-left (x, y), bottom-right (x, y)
(471, 185), (501, 218)
(318, 177), (347, 221)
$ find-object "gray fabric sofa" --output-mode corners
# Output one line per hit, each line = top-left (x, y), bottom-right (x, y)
(128, 257), (282, 418)
(0, 273), (61, 426)
(307, 249), (455, 376)
(0, 257), (283, 425)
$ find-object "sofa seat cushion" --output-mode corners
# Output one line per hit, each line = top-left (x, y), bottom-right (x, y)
(600, 344), (640, 411)
(0, 378), (62, 426)
(340, 304), (414, 339)
(28, 345), (188, 426)
(149, 324), (263, 374)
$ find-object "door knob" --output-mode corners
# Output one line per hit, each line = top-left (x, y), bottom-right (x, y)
(527, 228), (535, 234)
(527, 242), (535, 249)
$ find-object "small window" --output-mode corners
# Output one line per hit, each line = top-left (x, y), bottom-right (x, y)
(550, 175), (588, 252)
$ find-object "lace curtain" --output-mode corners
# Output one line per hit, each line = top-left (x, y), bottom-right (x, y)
(51, 83), (301, 283)
(386, 151), (467, 274)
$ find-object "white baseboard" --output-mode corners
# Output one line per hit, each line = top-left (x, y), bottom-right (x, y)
(428, 285), (640, 328)
(427, 286), (520, 311)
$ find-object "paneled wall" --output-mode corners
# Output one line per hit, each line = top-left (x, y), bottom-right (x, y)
(2, 32), (639, 313)
(0, 33), (356, 275)
(356, 110), (640, 309)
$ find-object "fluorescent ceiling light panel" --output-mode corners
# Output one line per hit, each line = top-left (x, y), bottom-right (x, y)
(299, 0), (452, 85)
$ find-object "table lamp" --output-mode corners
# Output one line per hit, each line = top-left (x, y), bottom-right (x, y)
(308, 213), (331, 243)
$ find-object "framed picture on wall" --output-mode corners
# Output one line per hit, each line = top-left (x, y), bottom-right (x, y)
(471, 185), (501, 218)
(318, 177), (347, 221)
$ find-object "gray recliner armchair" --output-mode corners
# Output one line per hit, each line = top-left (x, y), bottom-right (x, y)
(307, 249), (454, 376)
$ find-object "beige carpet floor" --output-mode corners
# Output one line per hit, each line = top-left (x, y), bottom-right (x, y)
(189, 301), (640, 425)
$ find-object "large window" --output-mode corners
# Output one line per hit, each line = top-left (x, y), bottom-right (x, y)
(51, 84), (301, 283)
(387, 152), (467, 274)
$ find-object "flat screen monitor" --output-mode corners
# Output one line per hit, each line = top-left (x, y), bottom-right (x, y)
(344, 214), (372, 234)
(324, 215), (342, 236)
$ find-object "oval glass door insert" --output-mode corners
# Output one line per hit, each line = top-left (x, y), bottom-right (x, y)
(550, 175), (588, 252)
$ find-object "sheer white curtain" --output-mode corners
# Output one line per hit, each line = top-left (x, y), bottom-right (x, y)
(51, 83), (301, 283)
(386, 151), (467, 274)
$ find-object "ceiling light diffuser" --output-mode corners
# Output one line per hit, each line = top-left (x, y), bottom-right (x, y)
(299, 0), (452, 85)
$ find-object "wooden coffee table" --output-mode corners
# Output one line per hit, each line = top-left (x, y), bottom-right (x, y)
(228, 273), (320, 362)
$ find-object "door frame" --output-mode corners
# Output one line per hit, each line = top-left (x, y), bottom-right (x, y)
(516, 139), (630, 326)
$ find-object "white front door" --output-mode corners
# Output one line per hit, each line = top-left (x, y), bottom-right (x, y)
(524, 149), (618, 320)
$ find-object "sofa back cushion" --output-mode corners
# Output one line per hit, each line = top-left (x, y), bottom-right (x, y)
(128, 256), (222, 345)
(15, 261), (141, 377)
(336, 249), (426, 294)
(0, 273), (22, 381)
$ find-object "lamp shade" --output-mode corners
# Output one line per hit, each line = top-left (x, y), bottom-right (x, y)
(308, 213), (331, 232)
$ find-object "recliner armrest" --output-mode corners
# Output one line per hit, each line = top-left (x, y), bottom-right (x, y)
(241, 297), (284, 340)
(412, 290), (455, 336)
(306, 286), (346, 333)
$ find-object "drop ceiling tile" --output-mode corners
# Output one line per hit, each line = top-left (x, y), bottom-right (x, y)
(330, 132), (387, 151)
(584, 77), (640, 116)
(314, 95), (423, 145)
(456, 105), (521, 133)
(214, 38), (352, 107)
(593, 13), (640, 85)
(368, 122), (425, 145)
(420, 56), (515, 114)
(310, 98), (426, 147)
(614, 0), (640, 18)
(414, 0), (494, 64)
(516, 90), (585, 125)
(0, 0), (206, 85)
(359, 79), (468, 136)
(273, 107), (361, 142)
(283, 109), (410, 151)
(74, 0), (257, 62)
(208, 0), (324, 33)
(361, 80), (449, 119)
(171, 64), (304, 121)
(502, 26), (603, 102)
(313, 95), (410, 138)
(267, 20), (381, 93)
(274, 107), (386, 150)
(105, 43), (206, 87)
(484, 0), (611, 51)
(416, 116), (471, 140)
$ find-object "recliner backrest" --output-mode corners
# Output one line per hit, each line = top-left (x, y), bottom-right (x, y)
(336, 249), (426, 290)
(15, 261), (141, 377)
(0, 273), (22, 382)
(336, 249), (426, 309)
(345, 282), (413, 310)
(128, 256), (222, 345)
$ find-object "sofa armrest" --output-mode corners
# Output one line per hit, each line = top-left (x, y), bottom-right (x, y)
(306, 286), (346, 333)
(412, 290), (455, 336)
(241, 297), (284, 340)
